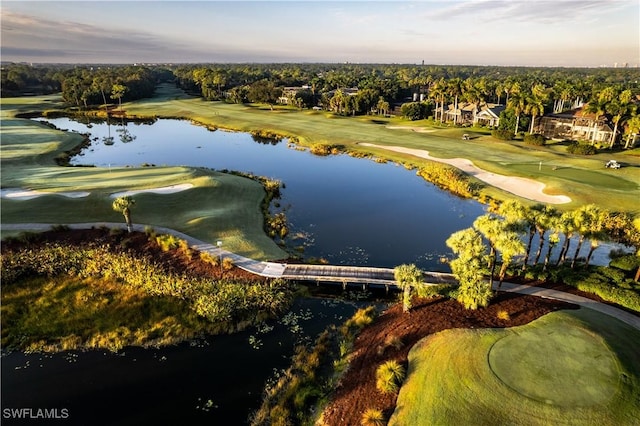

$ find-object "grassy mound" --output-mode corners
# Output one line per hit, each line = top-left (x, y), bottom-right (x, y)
(389, 308), (640, 425)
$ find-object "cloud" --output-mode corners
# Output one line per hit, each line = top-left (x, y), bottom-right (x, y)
(424, 0), (624, 24)
(0, 9), (264, 63)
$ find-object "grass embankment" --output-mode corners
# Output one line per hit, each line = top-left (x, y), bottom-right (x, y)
(120, 85), (640, 214)
(0, 98), (286, 259)
(1, 230), (294, 353)
(390, 308), (640, 426)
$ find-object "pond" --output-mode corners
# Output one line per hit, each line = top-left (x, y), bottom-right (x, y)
(50, 116), (487, 270)
(1, 298), (367, 425)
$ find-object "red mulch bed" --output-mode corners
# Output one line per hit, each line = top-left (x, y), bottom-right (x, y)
(320, 294), (577, 424)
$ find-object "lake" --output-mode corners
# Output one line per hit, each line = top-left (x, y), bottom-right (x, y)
(53, 116), (487, 270)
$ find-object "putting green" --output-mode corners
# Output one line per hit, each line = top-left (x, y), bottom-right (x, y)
(488, 326), (618, 406)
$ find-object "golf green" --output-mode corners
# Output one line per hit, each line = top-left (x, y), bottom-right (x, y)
(488, 325), (618, 406)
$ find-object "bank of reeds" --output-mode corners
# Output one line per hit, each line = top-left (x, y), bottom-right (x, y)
(250, 306), (377, 426)
(416, 162), (481, 199)
(1, 243), (295, 352)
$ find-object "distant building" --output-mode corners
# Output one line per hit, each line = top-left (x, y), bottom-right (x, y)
(538, 105), (613, 142)
(436, 102), (504, 127)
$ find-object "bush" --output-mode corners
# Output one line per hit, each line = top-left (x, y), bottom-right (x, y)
(609, 254), (640, 272)
(524, 134), (546, 146)
(492, 129), (514, 140)
(310, 143), (343, 156)
(566, 141), (597, 155)
(361, 408), (385, 426)
(375, 360), (406, 394)
(417, 163), (479, 198)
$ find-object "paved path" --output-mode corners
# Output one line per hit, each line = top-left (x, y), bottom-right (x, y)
(3, 222), (639, 330)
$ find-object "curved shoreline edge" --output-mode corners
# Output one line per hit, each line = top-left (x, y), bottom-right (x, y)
(359, 143), (572, 205)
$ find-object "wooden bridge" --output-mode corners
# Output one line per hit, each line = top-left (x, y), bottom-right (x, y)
(1, 222), (458, 290)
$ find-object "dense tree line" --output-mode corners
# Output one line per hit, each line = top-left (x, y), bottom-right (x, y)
(3, 62), (640, 144)
(1, 63), (172, 107)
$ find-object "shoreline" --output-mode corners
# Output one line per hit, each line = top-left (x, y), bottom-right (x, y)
(359, 143), (572, 204)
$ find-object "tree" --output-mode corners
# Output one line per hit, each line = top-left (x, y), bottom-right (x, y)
(570, 205), (602, 268)
(473, 214), (502, 285)
(507, 91), (527, 136)
(525, 88), (546, 134)
(393, 263), (424, 313)
(247, 79), (282, 110)
(446, 228), (491, 310)
(111, 83), (127, 112)
(112, 196), (135, 232)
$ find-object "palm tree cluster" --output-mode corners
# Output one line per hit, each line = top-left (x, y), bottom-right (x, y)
(447, 200), (640, 309)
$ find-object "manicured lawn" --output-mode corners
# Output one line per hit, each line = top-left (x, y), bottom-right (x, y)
(123, 86), (640, 213)
(389, 308), (640, 426)
(0, 98), (286, 260)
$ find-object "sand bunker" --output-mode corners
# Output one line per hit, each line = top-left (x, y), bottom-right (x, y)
(110, 183), (194, 198)
(0, 189), (90, 200)
(360, 143), (571, 204)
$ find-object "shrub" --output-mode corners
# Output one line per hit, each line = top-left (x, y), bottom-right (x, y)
(609, 254), (640, 272)
(155, 234), (182, 252)
(566, 141), (597, 155)
(222, 257), (234, 270)
(524, 134), (546, 146)
(376, 360), (406, 394)
(361, 408), (385, 426)
(497, 310), (511, 321)
(417, 163), (479, 198)
(492, 129), (514, 140)
(310, 143), (343, 156)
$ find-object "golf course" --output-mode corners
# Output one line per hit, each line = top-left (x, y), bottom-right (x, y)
(390, 308), (640, 425)
(2, 84), (640, 425)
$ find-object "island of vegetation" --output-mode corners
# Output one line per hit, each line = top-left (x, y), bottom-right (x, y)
(2, 62), (640, 425)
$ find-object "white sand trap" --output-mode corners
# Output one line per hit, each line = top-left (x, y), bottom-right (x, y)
(110, 183), (194, 198)
(386, 126), (436, 133)
(0, 188), (90, 200)
(360, 143), (572, 204)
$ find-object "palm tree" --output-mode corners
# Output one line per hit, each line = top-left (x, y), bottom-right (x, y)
(111, 83), (127, 112)
(532, 205), (558, 266)
(447, 78), (464, 124)
(556, 210), (576, 266)
(393, 263), (424, 313)
(473, 215), (502, 285)
(507, 91), (527, 137)
(525, 95), (545, 134)
(607, 89), (633, 148)
(112, 196), (136, 232)
(496, 233), (526, 285)
(570, 205), (601, 268)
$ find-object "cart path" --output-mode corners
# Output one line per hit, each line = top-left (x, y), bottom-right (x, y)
(3, 222), (638, 330)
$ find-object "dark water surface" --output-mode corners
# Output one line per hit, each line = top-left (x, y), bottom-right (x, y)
(55, 117), (487, 269)
(1, 298), (364, 425)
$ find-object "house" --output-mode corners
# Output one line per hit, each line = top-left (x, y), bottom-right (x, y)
(437, 102), (504, 127)
(537, 106), (613, 143)
(278, 86), (311, 105)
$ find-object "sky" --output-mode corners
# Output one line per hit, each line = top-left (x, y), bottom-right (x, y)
(1, 0), (639, 67)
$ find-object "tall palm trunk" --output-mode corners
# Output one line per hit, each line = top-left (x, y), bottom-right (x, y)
(124, 208), (132, 233)
(584, 241), (599, 268)
(543, 241), (557, 272)
(533, 230), (545, 265)
(556, 233), (572, 266)
(514, 114), (520, 137)
(522, 227), (535, 272)
(570, 235), (586, 268)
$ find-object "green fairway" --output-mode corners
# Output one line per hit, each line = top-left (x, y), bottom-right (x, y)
(122, 86), (640, 214)
(389, 308), (640, 426)
(0, 96), (286, 260)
